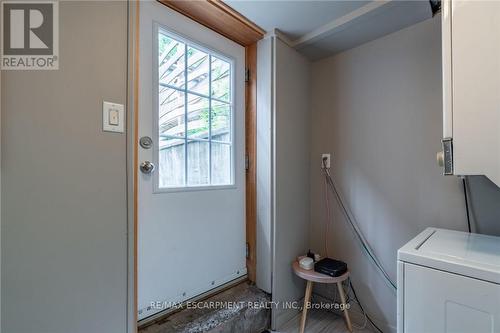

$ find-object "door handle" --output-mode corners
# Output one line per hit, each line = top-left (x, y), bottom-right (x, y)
(140, 161), (156, 174)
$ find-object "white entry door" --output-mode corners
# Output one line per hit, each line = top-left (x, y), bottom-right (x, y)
(137, 1), (246, 320)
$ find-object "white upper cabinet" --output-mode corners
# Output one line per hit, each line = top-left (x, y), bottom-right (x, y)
(441, 0), (500, 187)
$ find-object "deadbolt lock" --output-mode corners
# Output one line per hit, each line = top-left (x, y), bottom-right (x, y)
(140, 136), (153, 149)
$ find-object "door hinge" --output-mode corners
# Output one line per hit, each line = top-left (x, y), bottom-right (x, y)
(245, 154), (250, 171)
(246, 242), (250, 259)
(245, 68), (250, 82)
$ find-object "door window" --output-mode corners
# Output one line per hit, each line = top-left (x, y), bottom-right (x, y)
(155, 27), (233, 189)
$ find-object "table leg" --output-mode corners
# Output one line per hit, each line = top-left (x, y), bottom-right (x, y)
(299, 280), (313, 333)
(337, 281), (353, 332)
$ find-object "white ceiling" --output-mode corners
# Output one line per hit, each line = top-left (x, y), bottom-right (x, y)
(225, 0), (370, 40)
(225, 0), (434, 60)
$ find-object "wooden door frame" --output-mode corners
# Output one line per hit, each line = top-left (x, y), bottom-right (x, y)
(128, 1), (264, 331)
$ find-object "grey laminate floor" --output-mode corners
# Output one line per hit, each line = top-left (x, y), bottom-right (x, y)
(277, 309), (373, 333)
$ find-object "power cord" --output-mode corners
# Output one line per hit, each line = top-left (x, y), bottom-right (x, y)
(312, 279), (367, 330)
(320, 157), (393, 332)
(461, 176), (472, 233)
(314, 278), (385, 332)
(320, 159), (473, 332)
(321, 158), (397, 291)
(349, 280), (384, 333)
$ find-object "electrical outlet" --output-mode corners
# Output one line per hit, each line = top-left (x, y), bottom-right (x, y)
(321, 153), (331, 168)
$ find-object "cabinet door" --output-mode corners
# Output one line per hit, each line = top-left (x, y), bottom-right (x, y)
(404, 263), (500, 333)
(449, 0), (500, 186)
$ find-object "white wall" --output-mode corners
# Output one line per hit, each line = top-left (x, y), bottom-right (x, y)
(309, 16), (469, 332)
(1, 2), (128, 332)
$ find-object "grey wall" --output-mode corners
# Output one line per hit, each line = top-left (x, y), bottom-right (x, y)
(0, 57), (2, 331)
(309, 16), (485, 332)
(468, 176), (500, 235)
(1, 2), (128, 333)
(271, 37), (311, 329)
(256, 36), (273, 294)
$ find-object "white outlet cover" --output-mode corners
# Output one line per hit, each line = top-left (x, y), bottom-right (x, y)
(103, 101), (125, 133)
(321, 153), (331, 168)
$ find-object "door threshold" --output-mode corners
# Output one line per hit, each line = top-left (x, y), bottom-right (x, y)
(138, 275), (248, 328)
(138, 279), (270, 333)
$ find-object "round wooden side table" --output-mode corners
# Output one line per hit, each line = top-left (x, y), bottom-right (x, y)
(292, 261), (352, 333)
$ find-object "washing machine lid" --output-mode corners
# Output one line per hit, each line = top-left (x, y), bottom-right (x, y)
(398, 228), (500, 284)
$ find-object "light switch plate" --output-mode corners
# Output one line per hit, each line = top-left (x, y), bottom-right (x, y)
(103, 101), (125, 133)
(109, 109), (119, 126)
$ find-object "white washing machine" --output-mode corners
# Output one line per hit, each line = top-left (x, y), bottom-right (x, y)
(397, 228), (500, 333)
